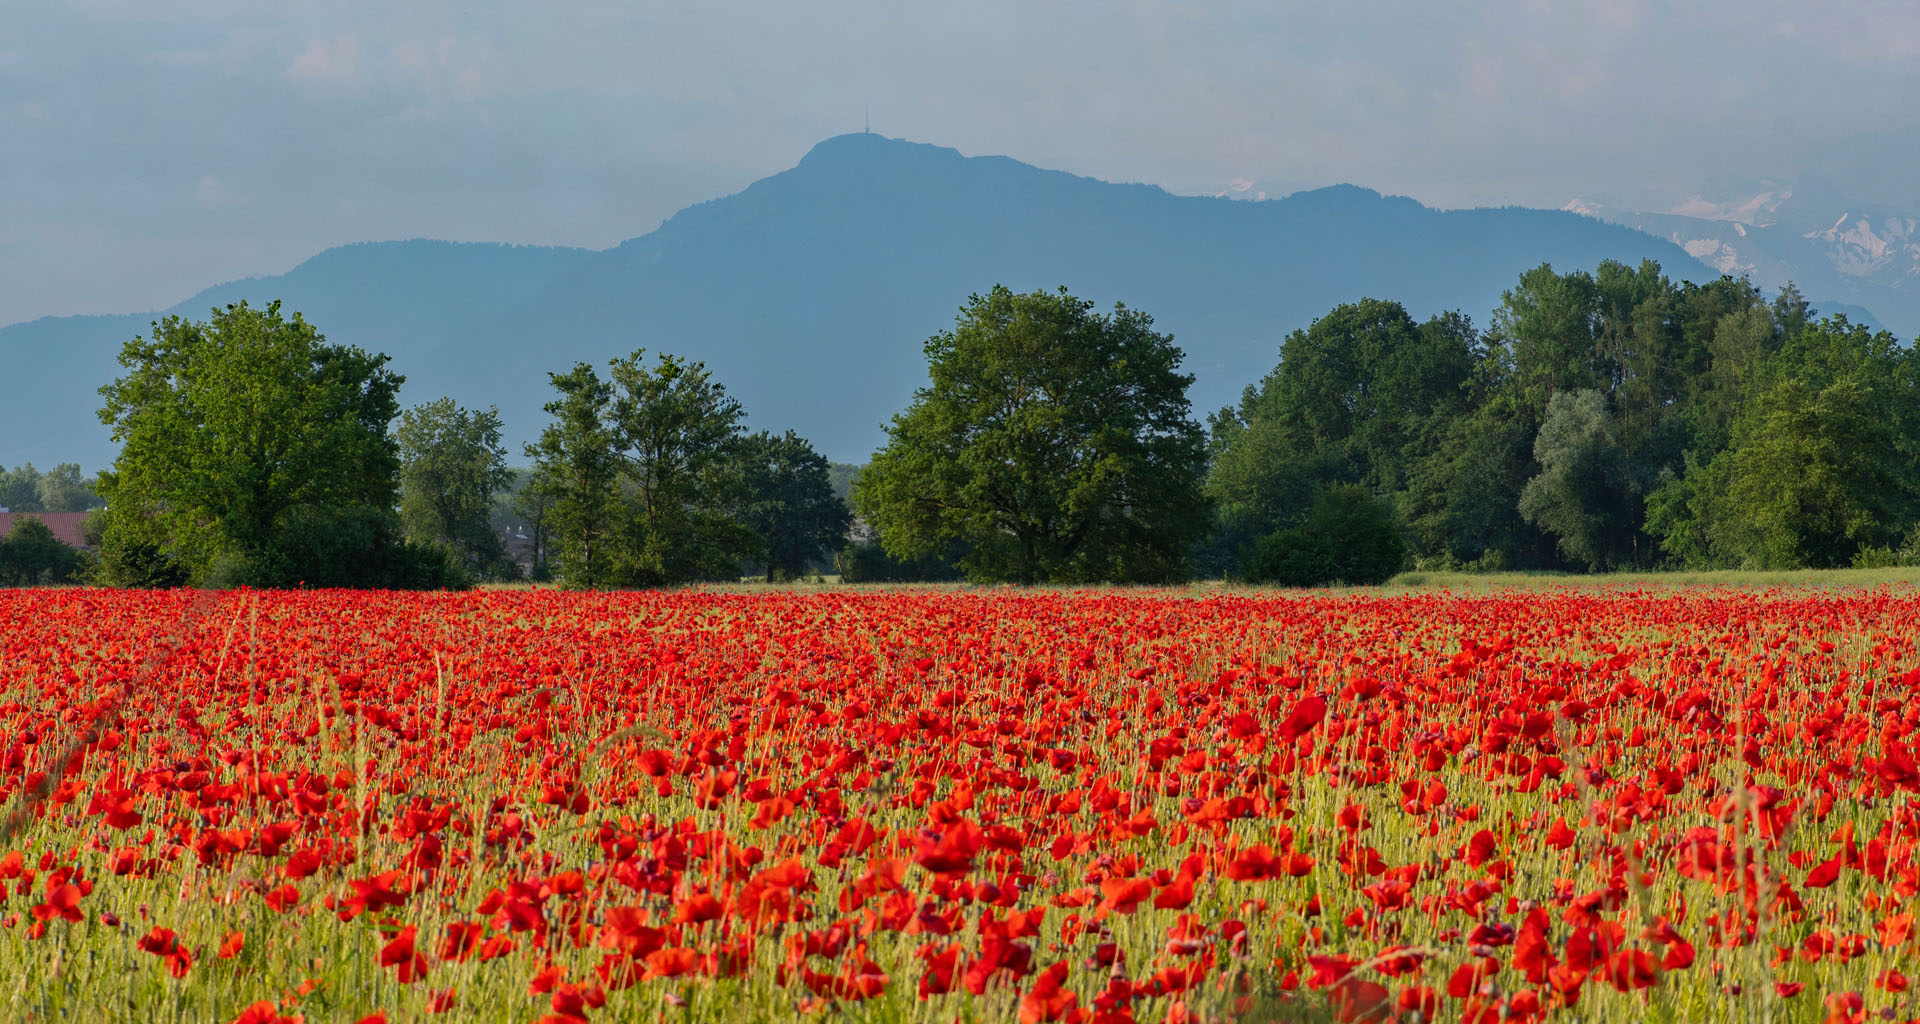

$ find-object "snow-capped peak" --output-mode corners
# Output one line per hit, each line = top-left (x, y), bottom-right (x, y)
(1664, 190), (1791, 226)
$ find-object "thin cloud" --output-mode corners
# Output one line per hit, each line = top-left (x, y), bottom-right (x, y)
(6, 0), (1920, 329)
(285, 34), (358, 82)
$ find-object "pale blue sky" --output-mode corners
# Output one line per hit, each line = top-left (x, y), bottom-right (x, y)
(6, 0), (1920, 327)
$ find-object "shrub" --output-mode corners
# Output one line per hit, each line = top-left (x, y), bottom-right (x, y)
(836, 539), (966, 583)
(1242, 483), (1406, 586)
(92, 532), (191, 588)
(0, 516), (83, 585)
(238, 507), (470, 590)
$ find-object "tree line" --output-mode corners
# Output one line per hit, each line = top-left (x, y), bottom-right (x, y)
(46, 260), (1920, 590)
(1202, 264), (1919, 576)
(79, 301), (850, 589)
(0, 463), (103, 585)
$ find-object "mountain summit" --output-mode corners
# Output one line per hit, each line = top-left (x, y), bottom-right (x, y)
(5, 135), (1750, 470)
(1566, 181), (1917, 331)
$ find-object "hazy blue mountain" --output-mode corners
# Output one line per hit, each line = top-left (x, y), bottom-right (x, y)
(4, 133), (1811, 470)
(3, 241), (592, 474)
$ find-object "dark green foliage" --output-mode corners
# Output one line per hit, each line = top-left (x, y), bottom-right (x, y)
(0, 516), (83, 586)
(1398, 392), (1551, 569)
(398, 398), (514, 577)
(856, 286), (1212, 584)
(91, 532), (190, 589)
(1205, 260), (1916, 577)
(836, 537), (968, 583)
(606, 351), (758, 586)
(1205, 300), (1471, 576)
(738, 431), (852, 583)
(1242, 484), (1407, 587)
(1645, 316), (1920, 568)
(525, 351), (762, 588)
(95, 301), (414, 587)
(0, 463), (103, 514)
(524, 364), (620, 588)
(1241, 530), (1336, 588)
(227, 507), (468, 590)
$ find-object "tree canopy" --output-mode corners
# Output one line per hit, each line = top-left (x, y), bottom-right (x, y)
(1205, 260), (1920, 578)
(0, 463), (103, 514)
(1202, 299), (1473, 575)
(398, 398), (513, 575)
(94, 301), (459, 588)
(855, 286), (1211, 584)
(737, 430), (851, 582)
(526, 351), (761, 588)
(523, 364), (622, 588)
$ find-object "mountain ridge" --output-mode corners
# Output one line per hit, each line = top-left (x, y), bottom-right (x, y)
(1565, 183), (1919, 332)
(0, 134), (1856, 471)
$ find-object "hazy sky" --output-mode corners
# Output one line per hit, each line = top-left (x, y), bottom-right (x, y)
(6, 0), (1920, 328)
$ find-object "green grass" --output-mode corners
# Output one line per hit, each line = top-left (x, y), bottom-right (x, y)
(1381, 564), (1920, 592)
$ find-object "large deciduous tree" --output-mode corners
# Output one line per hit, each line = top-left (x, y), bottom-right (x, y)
(95, 301), (410, 585)
(526, 351), (760, 587)
(1517, 389), (1635, 571)
(398, 398), (513, 576)
(524, 364), (621, 589)
(855, 286), (1210, 584)
(738, 430), (851, 582)
(606, 351), (758, 585)
(1648, 316), (1920, 568)
(1204, 299), (1473, 575)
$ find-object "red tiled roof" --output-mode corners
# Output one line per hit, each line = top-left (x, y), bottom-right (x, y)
(0, 511), (92, 549)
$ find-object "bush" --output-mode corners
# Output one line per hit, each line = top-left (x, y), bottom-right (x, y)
(0, 516), (84, 585)
(836, 539), (966, 583)
(1242, 484), (1406, 586)
(241, 506), (470, 590)
(1243, 527), (1335, 587)
(92, 532), (191, 588)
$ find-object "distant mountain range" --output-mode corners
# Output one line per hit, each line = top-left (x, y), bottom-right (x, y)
(1, 133), (1886, 472)
(1564, 181), (1918, 333)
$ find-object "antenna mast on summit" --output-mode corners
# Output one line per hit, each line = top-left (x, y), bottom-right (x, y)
(864, 104), (870, 134)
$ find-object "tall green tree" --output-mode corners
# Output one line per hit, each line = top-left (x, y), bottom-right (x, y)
(34, 463), (103, 513)
(605, 351), (758, 585)
(1400, 388), (1553, 569)
(1204, 300), (1472, 573)
(397, 398), (513, 575)
(1651, 317), (1920, 568)
(525, 352), (759, 587)
(0, 465), (45, 513)
(855, 286), (1210, 584)
(1495, 263), (1601, 410)
(95, 301), (407, 584)
(524, 364), (620, 588)
(738, 430), (852, 582)
(1517, 389), (1636, 571)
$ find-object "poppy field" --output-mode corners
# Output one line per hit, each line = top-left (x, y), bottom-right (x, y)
(3, 586), (1919, 1023)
